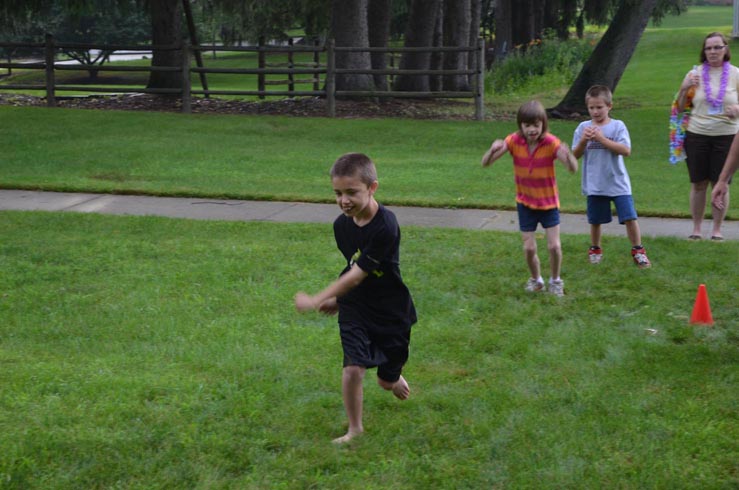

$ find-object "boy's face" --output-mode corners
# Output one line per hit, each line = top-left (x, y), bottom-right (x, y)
(332, 173), (378, 221)
(520, 120), (544, 144)
(586, 96), (612, 124)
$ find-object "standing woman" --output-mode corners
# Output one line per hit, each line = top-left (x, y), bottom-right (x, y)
(677, 32), (739, 240)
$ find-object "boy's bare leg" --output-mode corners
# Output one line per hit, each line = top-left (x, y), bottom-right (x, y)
(378, 375), (410, 400)
(521, 231), (540, 279)
(625, 220), (642, 247)
(333, 365), (365, 444)
(590, 224), (602, 248)
(545, 225), (562, 280)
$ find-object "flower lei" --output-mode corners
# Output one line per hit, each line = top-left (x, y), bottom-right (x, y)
(703, 61), (729, 108)
(669, 91), (690, 164)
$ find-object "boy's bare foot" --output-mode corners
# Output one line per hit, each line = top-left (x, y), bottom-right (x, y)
(332, 429), (363, 444)
(391, 375), (410, 400)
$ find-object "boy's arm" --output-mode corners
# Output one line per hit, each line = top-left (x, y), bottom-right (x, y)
(295, 264), (368, 313)
(482, 139), (508, 167)
(556, 142), (578, 173)
(572, 138), (588, 159)
(572, 127), (588, 159)
(596, 134), (631, 157)
(589, 126), (631, 157)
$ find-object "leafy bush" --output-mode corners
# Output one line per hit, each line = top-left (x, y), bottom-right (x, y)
(486, 32), (595, 96)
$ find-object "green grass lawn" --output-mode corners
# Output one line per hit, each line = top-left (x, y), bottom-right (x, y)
(1, 8), (737, 219)
(0, 6), (738, 489)
(0, 211), (736, 489)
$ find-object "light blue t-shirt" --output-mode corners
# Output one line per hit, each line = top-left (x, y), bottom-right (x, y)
(573, 119), (632, 197)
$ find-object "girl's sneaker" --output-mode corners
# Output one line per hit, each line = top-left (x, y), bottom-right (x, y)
(631, 246), (651, 269)
(588, 246), (603, 264)
(524, 278), (545, 292)
(548, 279), (565, 297)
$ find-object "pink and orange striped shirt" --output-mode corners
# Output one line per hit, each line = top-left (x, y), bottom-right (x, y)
(504, 132), (562, 211)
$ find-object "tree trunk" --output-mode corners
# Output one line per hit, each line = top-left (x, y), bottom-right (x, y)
(368, 0), (391, 91)
(331, 0), (374, 92)
(147, 0), (183, 90)
(493, 0), (512, 61)
(393, 0), (442, 92)
(468, 0), (482, 85)
(443, 0), (472, 91)
(512, 0), (536, 47)
(550, 0), (658, 117)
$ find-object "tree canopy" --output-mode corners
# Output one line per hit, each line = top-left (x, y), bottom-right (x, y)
(0, 0), (687, 105)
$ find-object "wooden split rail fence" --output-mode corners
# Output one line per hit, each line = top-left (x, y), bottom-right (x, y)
(0, 35), (486, 119)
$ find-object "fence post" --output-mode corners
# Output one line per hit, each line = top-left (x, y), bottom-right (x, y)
(475, 38), (485, 121)
(181, 41), (192, 113)
(326, 39), (335, 117)
(258, 36), (265, 100)
(313, 39), (320, 92)
(287, 38), (294, 97)
(44, 33), (56, 107)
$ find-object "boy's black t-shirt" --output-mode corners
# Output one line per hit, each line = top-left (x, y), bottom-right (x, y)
(333, 204), (417, 330)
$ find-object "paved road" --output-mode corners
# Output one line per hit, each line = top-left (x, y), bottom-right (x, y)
(1, 189), (737, 240)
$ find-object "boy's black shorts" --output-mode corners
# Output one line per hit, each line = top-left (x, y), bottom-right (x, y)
(339, 320), (411, 383)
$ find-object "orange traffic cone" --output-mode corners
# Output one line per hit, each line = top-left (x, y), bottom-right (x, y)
(690, 284), (714, 325)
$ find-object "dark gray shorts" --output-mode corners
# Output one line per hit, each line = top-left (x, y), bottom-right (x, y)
(339, 321), (411, 383)
(685, 131), (735, 184)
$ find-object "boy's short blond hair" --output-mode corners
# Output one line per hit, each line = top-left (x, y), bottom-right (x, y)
(330, 153), (378, 186)
(585, 85), (613, 105)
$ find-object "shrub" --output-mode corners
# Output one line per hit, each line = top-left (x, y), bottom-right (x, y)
(486, 32), (595, 96)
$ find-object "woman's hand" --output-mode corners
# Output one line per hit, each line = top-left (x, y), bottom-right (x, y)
(680, 70), (699, 92)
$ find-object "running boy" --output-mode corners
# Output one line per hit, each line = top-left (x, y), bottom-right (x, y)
(294, 152), (417, 444)
(572, 85), (651, 268)
(482, 100), (578, 296)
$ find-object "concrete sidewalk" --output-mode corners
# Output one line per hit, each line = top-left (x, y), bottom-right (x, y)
(1, 189), (737, 240)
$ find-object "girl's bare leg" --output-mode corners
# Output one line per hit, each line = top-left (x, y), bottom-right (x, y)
(522, 231), (540, 280)
(545, 225), (562, 280)
(333, 365), (365, 444)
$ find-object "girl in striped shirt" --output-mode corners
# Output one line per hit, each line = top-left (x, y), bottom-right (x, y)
(482, 100), (578, 296)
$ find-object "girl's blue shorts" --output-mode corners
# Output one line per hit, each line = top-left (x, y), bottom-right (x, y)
(517, 203), (560, 232)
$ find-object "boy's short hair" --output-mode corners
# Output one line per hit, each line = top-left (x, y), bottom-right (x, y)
(700, 32), (731, 63)
(516, 100), (548, 137)
(330, 152), (378, 186)
(586, 85), (613, 105)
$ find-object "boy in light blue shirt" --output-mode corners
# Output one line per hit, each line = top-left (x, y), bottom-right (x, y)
(572, 85), (651, 268)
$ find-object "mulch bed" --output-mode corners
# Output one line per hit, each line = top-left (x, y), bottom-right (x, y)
(0, 92), (489, 120)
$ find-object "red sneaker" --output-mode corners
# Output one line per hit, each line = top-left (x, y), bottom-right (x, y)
(631, 246), (651, 269)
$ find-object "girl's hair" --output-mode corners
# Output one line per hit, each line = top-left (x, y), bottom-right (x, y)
(330, 152), (377, 185)
(516, 100), (548, 139)
(700, 32), (731, 63)
(585, 85), (613, 105)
